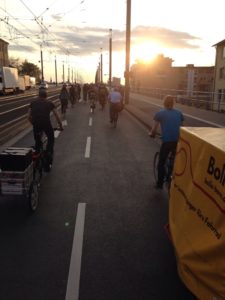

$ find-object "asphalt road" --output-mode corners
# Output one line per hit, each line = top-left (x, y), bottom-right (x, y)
(0, 93), (219, 300)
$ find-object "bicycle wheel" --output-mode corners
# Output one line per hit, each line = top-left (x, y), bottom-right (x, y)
(165, 154), (175, 190)
(33, 158), (43, 185)
(43, 152), (52, 172)
(153, 152), (159, 183)
(113, 109), (118, 128)
(28, 181), (39, 212)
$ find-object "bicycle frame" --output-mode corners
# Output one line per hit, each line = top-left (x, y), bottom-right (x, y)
(153, 151), (174, 190)
(110, 103), (119, 128)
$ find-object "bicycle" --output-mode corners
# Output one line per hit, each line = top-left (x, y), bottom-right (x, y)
(153, 150), (175, 190)
(33, 127), (63, 179)
(110, 102), (121, 128)
(90, 99), (96, 113)
(151, 135), (175, 191)
(99, 94), (106, 111)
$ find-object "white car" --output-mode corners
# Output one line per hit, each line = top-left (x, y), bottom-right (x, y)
(39, 81), (48, 89)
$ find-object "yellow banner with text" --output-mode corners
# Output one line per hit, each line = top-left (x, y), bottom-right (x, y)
(169, 127), (225, 300)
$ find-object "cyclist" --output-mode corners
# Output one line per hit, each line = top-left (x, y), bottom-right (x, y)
(28, 87), (63, 169)
(69, 84), (76, 108)
(59, 84), (69, 117)
(98, 83), (108, 110)
(88, 84), (97, 112)
(149, 95), (184, 189)
(108, 86), (122, 123)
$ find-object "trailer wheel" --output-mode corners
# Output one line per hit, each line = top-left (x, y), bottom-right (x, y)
(28, 181), (39, 212)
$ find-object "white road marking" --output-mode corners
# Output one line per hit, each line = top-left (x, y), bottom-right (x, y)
(62, 120), (68, 126)
(182, 113), (224, 128)
(65, 203), (86, 300)
(54, 130), (61, 138)
(89, 117), (93, 126)
(84, 136), (91, 158)
(139, 97), (224, 128)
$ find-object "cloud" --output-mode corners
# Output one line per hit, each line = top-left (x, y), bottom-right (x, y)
(8, 25), (202, 59)
(131, 26), (201, 49)
(51, 26), (125, 55)
(51, 14), (63, 22)
(48, 25), (201, 57)
(8, 44), (37, 53)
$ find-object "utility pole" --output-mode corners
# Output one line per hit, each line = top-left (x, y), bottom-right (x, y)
(68, 64), (70, 83)
(100, 47), (103, 83)
(62, 61), (65, 83)
(55, 55), (58, 86)
(125, 0), (131, 104)
(109, 29), (112, 87)
(40, 44), (44, 82)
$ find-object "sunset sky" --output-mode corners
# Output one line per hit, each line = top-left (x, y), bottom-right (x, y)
(0, 0), (224, 83)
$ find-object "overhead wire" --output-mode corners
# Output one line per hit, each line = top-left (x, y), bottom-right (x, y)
(0, 6), (40, 43)
(18, 0), (70, 55)
(1, 0), (88, 79)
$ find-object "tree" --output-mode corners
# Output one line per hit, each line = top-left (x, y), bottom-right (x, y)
(9, 58), (41, 81)
(20, 60), (41, 81)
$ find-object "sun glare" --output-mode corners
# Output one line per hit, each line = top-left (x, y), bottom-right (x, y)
(132, 42), (161, 64)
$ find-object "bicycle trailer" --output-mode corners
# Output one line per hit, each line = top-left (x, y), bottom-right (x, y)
(0, 147), (39, 211)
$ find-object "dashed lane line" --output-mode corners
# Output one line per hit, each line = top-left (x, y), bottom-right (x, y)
(65, 203), (86, 300)
(84, 136), (91, 158)
(89, 117), (93, 126)
(62, 120), (68, 126)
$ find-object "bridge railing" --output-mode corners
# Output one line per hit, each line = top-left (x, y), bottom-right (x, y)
(131, 87), (225, 113)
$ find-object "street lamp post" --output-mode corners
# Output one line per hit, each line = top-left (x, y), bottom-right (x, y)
(125, 0), (131, 104)
(55, 55), (58, 86)
(62, 61), (65, 83)
(100, 47), (103, 83)
(40, 44), (44, 82)
(68, 64), (70, 83)
(109, 29), (112, 87)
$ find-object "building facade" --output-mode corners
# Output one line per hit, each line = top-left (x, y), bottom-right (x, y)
(130, 54), (214, 101)
(213, 39), (225, 112)
(0, 38), (9, 67)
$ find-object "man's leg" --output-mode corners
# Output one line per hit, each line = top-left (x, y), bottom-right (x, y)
(45, 126), (55, 164)
(33, 126), (42, 152)
(109, 103), (114, 122)
(157, 143), (171, 188)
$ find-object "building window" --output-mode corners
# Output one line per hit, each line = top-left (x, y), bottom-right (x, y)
(219, 67), (225, 79)
(223, 46), (225, 58)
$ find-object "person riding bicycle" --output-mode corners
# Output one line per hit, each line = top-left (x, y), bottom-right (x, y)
(28, 87), (63, 169)
(98, 83), (108, 110)
(149, 95), (184, 189)
(59, 84), (69, 117)
(108, 86), (122, 123)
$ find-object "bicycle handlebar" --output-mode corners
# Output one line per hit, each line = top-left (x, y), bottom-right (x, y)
(148, 132), (161, 138)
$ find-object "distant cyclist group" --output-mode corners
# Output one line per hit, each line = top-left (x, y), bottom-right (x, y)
(28, 83), (183, 192)
(27, 82), (125, 170)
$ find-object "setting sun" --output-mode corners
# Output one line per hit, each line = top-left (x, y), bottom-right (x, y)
(131, 42), (161, 64)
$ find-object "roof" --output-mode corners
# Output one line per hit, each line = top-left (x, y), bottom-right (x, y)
(0, 38), (9, 45)
(212, 38), (225, 47)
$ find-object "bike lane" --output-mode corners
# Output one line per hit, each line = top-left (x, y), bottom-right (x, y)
(0, 101), (195, 299)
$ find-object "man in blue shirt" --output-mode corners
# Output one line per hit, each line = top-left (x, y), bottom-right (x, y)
(108, 86), (122, 123)
(149, 95), (184, 189)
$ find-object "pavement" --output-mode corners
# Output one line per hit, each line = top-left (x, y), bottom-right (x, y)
(1, 93), (215, 300)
